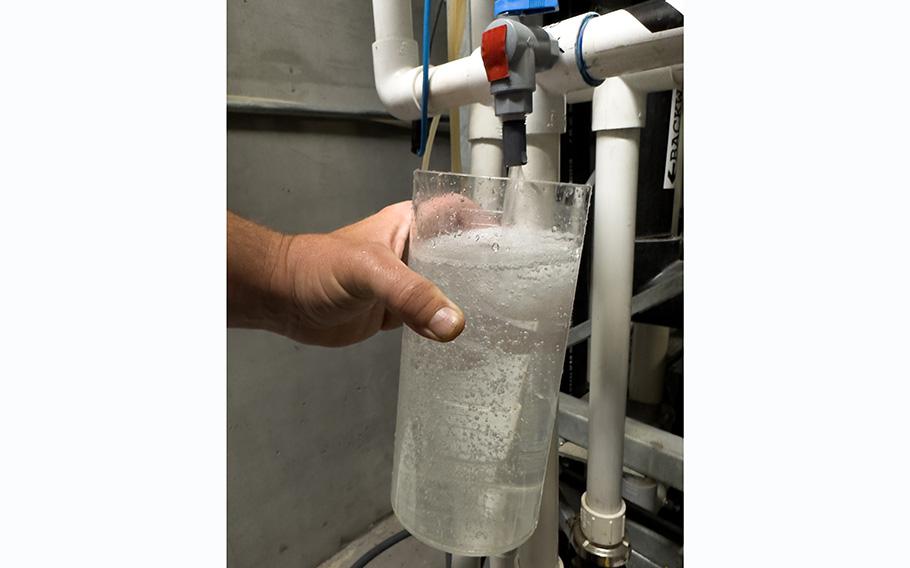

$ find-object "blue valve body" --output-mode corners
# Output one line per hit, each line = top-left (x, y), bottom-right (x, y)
(494, 0), (559, 16)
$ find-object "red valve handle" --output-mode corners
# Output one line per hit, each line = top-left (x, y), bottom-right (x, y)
(481, 25), (510, 82)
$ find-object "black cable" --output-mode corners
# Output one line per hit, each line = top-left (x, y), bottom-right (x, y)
(350, 529), (412, 568)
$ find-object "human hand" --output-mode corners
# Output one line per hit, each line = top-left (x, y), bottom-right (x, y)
(272, 202), (466, 347)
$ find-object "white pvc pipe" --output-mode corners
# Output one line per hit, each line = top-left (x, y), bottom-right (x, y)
(469, 139), (503, 177)
(470, 0), (493, 49)
(518, 432), (560, 568)
(583, 11), (683, 83)
(524, 135), (560, 183)
(524, 86), (564, 182)
(565, 88), (593, 105)
(502, 87), (564, 228)
(536, 14), (683, 96)
(466, 0), (501, 179)
(372, 0), (413, 41)
(426, 53), (494, 114)
(371, 1), (683, 121)
(451, 4), (500, 567)
(587, 125), (641, 514)
(581, 70), (682, 547)
(513, 87), (564, 568)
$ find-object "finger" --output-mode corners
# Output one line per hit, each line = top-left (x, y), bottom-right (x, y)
(356, 246), (465, 342)
(335, 201), (413, 259)
(415, 194), (499, 237)
(383, 202), (412, 258)
(381, 310), (403, 331)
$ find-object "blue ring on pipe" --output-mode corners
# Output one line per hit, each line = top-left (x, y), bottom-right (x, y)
(575, 12), (604, 87)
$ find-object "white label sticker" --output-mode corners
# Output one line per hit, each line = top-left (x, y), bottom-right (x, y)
(664, 89), (683, 189)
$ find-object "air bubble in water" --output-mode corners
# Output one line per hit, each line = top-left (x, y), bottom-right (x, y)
(394, 224), (583, 554)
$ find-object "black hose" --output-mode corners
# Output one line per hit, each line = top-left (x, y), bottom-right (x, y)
(350, 529), (411, 568)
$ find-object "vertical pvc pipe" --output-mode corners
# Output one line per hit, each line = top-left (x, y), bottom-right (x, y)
(467, 0), (500, 179)
(447, 0), (467, 172)
(371, 0), (413, 42)
(449, 5), (498, 567)
(524, 134), (561, 182)
(469, 0), (492, 48)
(587, 127), (641, 515)
(518, 432), (561, 568)
(516, 88), (564, 568)
(469, 139), (503, 178)
(504, 88), (563, 228)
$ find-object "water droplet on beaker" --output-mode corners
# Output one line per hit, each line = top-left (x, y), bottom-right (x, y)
(491, 242), (500, 252)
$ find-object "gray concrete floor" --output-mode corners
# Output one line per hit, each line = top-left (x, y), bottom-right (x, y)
(317, 515), (446, 568)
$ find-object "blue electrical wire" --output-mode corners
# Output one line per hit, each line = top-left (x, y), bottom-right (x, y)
(417, 0), (432, 157)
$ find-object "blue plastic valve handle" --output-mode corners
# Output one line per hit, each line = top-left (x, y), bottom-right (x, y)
(494, 0), (559, 16)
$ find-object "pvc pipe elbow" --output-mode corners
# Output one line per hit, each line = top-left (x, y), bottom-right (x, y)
(590, 66), (682, 132)
(372, 38), (422, 121)
(591, 76), (647, 132)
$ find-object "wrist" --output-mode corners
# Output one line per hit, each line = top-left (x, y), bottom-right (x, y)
(226, 211), (298, 332)
(256, 231), (299, 334)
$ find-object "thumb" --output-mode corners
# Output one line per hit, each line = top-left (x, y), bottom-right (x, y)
(360, 247), (465, 342)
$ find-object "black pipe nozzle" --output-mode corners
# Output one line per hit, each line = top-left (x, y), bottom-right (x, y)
(502, 119), (528, 168)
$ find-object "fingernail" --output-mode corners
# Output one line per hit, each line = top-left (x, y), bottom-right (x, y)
(428, 307), (461, 340)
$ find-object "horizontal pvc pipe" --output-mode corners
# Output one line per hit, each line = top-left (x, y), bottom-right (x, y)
(371, 1), (683, 121)
(425, 52), (493, 114)
(583, 12), (683, 85)
(565, 65), (681, 105)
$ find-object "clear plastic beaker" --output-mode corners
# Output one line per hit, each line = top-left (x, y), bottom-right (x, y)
(391, 170), (591, 555)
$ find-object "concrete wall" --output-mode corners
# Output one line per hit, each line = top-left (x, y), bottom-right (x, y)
(228, 0), (447, 115)
(227, 2), (450, 567)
